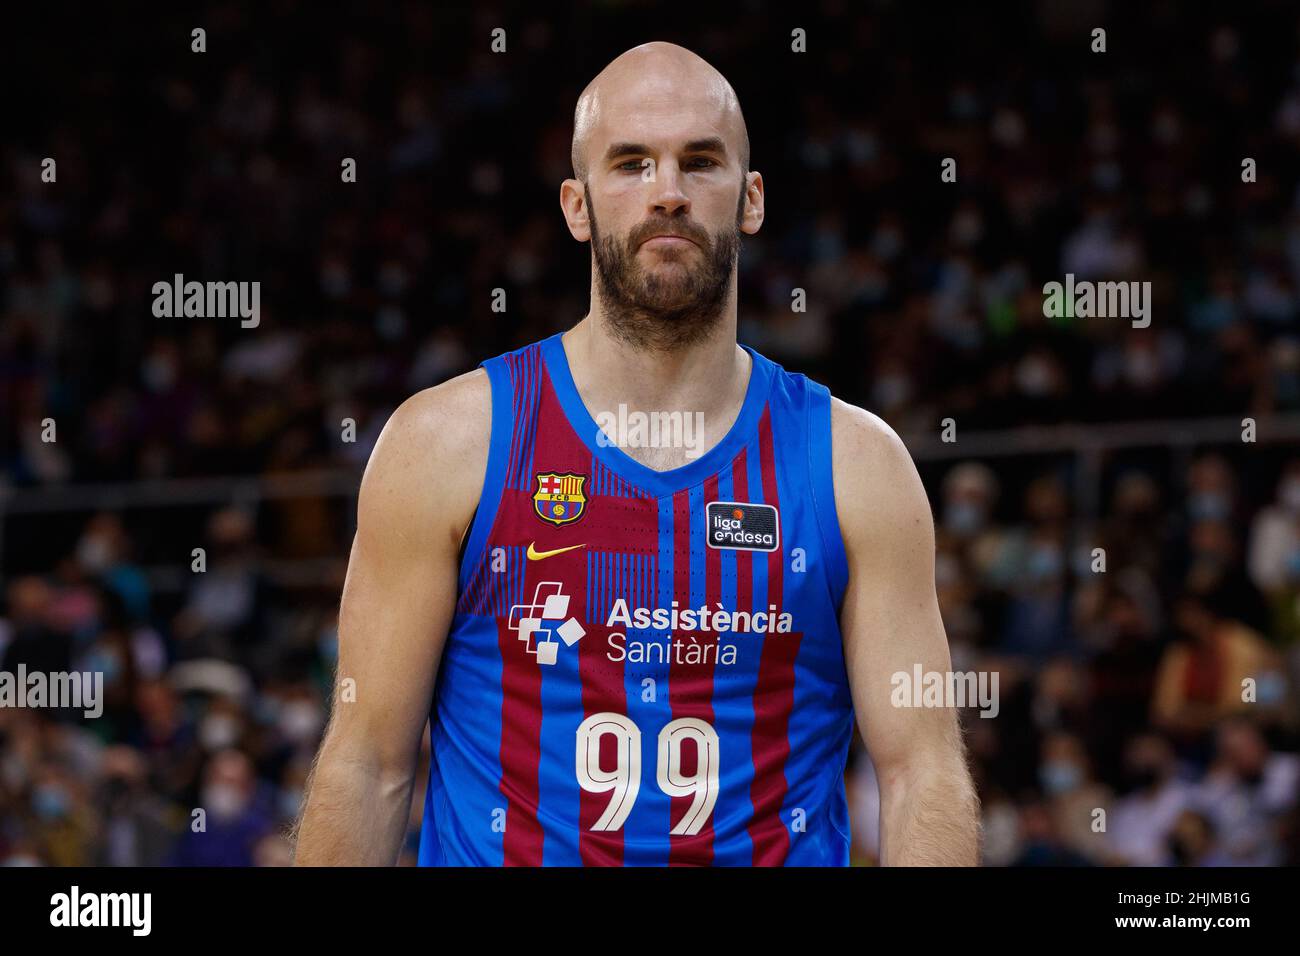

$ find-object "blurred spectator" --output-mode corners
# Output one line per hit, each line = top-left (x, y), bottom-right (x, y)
(1248, 457), (1300, 658)
(1165, 809), (1232, 867)
(93, 745), (177, 866)
(1151, 587), (1282, 740)
(1106, 732), (1192, 866)
(997, 476), (1076, 661)
(1037, 730), (1112, 863)
(23, 761), (97, 867)
(1191, 718), (1300, 866)
(1099, 472), (1172, 581)
(1011, 798), (1093, 867)
(172, 508), (271, 674)
(165, 749), (273, 867)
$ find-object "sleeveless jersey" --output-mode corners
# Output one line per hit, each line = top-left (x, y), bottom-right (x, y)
(417, 331), (854, 866)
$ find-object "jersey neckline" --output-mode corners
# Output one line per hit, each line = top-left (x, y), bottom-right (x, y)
(539, 330), (774, 499)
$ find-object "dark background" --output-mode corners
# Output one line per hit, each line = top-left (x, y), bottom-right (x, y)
(1, 0), (1299, 865)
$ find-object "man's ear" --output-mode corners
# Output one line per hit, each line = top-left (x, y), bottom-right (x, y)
(560, 179), (592, 242)
(740, 171), (764, 237)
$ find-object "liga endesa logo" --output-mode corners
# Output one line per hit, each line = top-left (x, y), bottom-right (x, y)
(705, 501), (779, 552)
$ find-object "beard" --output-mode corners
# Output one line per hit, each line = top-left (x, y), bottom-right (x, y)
(586, 181), (745, 352)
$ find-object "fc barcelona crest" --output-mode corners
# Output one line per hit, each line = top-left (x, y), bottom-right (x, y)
(533, 472), (588, 526)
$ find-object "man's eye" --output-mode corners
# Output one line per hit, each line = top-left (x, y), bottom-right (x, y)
(688, 158), (715, 168)
(618, 160), (647, 172)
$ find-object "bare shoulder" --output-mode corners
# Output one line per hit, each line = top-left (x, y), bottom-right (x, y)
(828, 396), (933, 553)
(368, 367), (491, 475)
(358, 367), (491, 550)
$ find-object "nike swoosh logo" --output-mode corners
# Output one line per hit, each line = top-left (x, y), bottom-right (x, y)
(526, 542), (587, 561)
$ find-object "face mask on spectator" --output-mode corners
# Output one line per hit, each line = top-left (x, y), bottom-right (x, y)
(1015, 356), (1055, 396)
(202, 783), (246, 821)
(944, 502), (986, 535)
(1255, 670), (1286, 705)
(1189, 492), (1230, 521)
(32, 783), (71, 820)
(76, 534), (114, 572)
(253, 695), (281, 727)
(1027, 544), (1064, 581)
(84, 645), (122, 685)
(278, 701), (323, 746)
(1123, 347), (1158, 387)
(199, 714), (242, 751)
(1038, 760), (1082, 795)
(871, 374), (911, 409)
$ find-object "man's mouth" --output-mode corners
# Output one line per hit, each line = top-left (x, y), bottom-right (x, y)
(641, 234), (696, 249)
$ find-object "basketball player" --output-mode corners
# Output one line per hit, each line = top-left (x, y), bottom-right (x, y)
(294, 42), (980, 866)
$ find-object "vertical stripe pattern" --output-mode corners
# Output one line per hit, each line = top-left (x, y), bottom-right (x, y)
(423, 337), (855, 867)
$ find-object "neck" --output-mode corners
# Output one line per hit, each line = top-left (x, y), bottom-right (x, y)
(559, 310), (752, 465)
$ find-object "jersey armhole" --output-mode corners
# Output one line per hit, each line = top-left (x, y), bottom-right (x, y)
(456, 357), (514, 594)
(807, 383), (850, 610)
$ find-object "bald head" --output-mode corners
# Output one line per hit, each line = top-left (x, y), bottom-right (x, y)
(570, 42), (750, 182)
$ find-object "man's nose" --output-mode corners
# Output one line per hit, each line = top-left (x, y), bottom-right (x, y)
(647, 165), (690, 217)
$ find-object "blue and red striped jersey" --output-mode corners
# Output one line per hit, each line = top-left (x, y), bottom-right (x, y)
(417, 331), (854, 865)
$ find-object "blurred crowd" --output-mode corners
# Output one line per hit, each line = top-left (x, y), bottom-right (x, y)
(849, 452), (1300, 865)
(3, 2), (1300, 864)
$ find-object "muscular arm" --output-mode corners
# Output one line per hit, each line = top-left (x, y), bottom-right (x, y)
(293, 369), (489, 865)
(832, 399), (981, 866)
